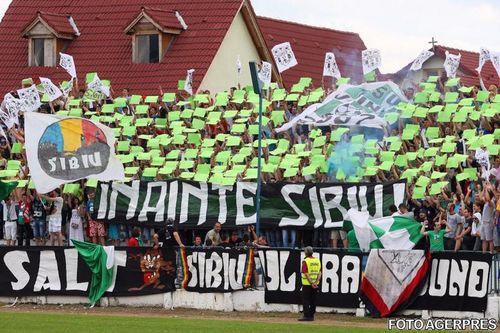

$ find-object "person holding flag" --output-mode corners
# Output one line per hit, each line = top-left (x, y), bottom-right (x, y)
(299, 246), (321, 322)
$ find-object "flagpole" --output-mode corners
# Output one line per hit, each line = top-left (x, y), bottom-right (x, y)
(255, 91), (263, 236)
(249, 61), (263, 236)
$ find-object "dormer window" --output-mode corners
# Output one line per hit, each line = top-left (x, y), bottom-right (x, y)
(22, 12), (80, 67)
(136, 34), (160, 64)
(125, 7), (187, 64)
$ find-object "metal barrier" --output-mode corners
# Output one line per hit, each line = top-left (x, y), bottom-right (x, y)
(491, 254), (499, 295)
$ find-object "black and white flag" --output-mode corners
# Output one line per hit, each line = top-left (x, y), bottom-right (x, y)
(410, 50), (434, 71)
(271, 42), (298, 73)
(17, 85), (41, 112)
(258, 61), (272, 85)
(323, 52), (341, 79)
(443, 51), (461, 79)
(59, 53), (77, 79)
(362, 49), (381, 75)
(476, 47), (491, 73)
(40, 77), (63, 102)
(184, 69), (195, 95)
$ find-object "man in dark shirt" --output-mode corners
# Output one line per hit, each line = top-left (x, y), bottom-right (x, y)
(156, 219), (183, 290)
(228, 231), (243, 247)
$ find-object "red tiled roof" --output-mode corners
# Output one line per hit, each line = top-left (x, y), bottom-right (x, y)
(434, 45), (499, 88)
(393, 45), (499, 88)
(142, 7), (185, 31)
(257, 16), (366, 89)
(38, 12), (76, 36)
(0, 0), (244, 95)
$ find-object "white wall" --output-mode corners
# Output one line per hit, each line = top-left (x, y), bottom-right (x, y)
(1, 292), (498, 320)
(199, 11), (261, 94)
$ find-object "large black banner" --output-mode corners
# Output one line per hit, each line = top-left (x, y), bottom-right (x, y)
(93, 180), (406, 229)
(258, 249), (492, 312)
(179, 247), (255, 293)
(409, 251), (492, 312)
(258, 249), (363, 308)
(0, 246), (176, 297)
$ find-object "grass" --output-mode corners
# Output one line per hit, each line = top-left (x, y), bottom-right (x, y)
(0, 312), (423, 333)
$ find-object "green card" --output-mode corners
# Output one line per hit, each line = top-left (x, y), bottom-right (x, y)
(231, 123), (246, 134)
(440, 142), (456, 153)
(412, 186), (426, 199)
(419, 161), (434, 172)
(178, 80), (185, 90)
(143, 167), (158, 178)
(144, 96), (158, 103)
(424, 147), (439, 157)
(379, 161), (394, 171)
(429, 182), (448, 195)
(313, 136), (326, 148)
(162, 93), (176, 103)
(445, 78), (460, 87)
(364, 71), (376, 82)
(11, 143), (23, 154)
(427, 76), (438, 83)
(336, 77), (350, 85)
(416, 176), (431, 187)
(379, 151), (395, 162)
(476, 91), (489, 103)
(426, 127), (440, 139)
(430, 171), (447, 180)
(394, 155), (408, 167)
(226, 136), (241, 147)
(444, 92), (459, 103)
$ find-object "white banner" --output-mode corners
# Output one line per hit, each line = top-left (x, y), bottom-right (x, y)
(443, 51), (461, 79)
(88, 74), (110, 97)
(40, 77), (63, 102)
(271, 42), (298, 73)
(276, 81), (407, 132)
(17, 85), (41, 112)
(25, 113), (124, 193)
(410, 50), (434, 71)
(323, 52), (341, 78)
(476, 47), (491, 73)
(0, 93), (21, 128)
(490, 52), (500, 78)
(184, 69), (195, 95)
(59, 53), (77, 78)
(258, 61), (272, 85)
(362, 49), (381, 75)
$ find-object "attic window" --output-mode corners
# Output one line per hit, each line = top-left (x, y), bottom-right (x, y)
(136, 34), (160, 64)
(125, 8), (187, 64)
(22, 12), (79, 67)
(32, 38), (53, 66)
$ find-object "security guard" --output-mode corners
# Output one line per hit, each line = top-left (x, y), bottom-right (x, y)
(299, 246), (322, 321)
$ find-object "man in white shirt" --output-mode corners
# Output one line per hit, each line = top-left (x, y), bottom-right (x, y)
(2, 195), (18, 246)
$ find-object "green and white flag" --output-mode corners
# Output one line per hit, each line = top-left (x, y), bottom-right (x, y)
(72, 240), (115, 306)
(344, 209), (422, 251)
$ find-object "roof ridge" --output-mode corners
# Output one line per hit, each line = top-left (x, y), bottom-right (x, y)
(257, 15), (361, 37)
(435, 44), (479, 55)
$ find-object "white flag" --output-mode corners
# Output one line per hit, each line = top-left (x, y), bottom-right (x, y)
(24, 112), (125, 193)
(443, 51), (461, 79)
(410, 50), (434, 71)
(88, 74), (110, 97)
(17, 85), (41, 112)
(0, 93), (21, 128)
(476, 47), (491, 73)
(323, 52), (341, 79)
(236, 55), (242, 75)
(59, 53), (77, 78)
(60, 79), (74, 98)
(362, 49), (382, 75)
(184, 69), (195, 95)
(491, 52), (500, 78)
(40, 77), (63, 102)
(258, 61), (272, 85)
(271, 42), (298, 73)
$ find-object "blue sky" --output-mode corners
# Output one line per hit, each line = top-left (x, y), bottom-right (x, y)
(1, 0), (499, 73)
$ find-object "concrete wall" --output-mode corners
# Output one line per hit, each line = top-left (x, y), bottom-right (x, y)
(199, 11), (261, 93)
(1, 292), (498, 320)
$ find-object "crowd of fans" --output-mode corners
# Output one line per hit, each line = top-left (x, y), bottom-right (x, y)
(1, 70), (500, 253)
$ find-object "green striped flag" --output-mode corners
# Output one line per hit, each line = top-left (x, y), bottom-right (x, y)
(72, 240), (115, 307)
(344, 209), (423, 251)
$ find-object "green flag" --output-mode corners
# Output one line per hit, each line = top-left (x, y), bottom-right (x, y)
(72, 240), (115, 307)
(343, 210), (422, 251)
(0, 181), (18, 201)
